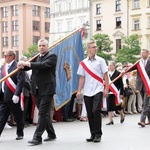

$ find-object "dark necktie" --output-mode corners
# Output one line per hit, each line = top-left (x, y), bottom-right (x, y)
(38, 56), (44, 61)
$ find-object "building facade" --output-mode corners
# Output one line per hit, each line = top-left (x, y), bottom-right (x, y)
(0, 0), (50, 59)
(91, 0), (150, 53)
(49, 0), (90, 44)
(91, 0), (128, 53)
(128, 0), (150, 50)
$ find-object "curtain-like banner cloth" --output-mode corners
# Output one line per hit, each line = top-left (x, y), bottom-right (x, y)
(51, 31), (84, 110)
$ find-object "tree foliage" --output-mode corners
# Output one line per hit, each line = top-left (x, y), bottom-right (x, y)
(91, 33), (113, 52)
(23, 44), (38, 58)
(91, 33), (113, 62)
(115, 34), (141, 64)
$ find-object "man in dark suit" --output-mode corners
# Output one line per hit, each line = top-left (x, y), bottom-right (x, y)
(106, 61), (125, 125)
(128, 49), (150, 127)
(0, 50), (25, 140)
(18, 39), (57, 145)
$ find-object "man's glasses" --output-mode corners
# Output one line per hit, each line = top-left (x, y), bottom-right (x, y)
(4, 55), (12, 58)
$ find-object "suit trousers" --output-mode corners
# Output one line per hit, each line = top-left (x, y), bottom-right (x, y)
(33, 93), (56, 140)
(84, 92), (103, 138)
(0, 101), (24, 136)
(140, 95), (150, 122)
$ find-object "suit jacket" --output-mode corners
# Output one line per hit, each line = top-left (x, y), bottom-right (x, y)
(110, 70), (124, 95)
(129, 57), (150, 91)
(22, 72), (31, 97)
(1, 61), (25, 102)
(27, 51), (57, 96)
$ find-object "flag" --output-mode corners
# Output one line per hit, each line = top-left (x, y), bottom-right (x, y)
(51, 31), (84, 110)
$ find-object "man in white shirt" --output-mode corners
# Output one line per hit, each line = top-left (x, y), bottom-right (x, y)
(76, 41), (109, 143)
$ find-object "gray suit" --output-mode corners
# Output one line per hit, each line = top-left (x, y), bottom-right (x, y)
(129, 57), (150, 122)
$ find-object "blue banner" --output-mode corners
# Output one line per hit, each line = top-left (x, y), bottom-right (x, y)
(51, 31), (84, 110)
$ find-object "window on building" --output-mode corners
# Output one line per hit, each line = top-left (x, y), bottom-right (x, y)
(78, 0), (84, 8)
(116, 17), (121, 28)
(45, 22), (50, 33)
(68, 2), (71, 10)
(12, 5), (18, 16)
(12, 36), (19, 47)
(3, 21), (8, 32)
(134, 19), (140, 30)
(45, 37), (49, 42)
(45, 7), (50, 18)
(58, 4), (62, 12)
(96, 3), (101, 15)
(12, 20), (18, 31)
(33, 36), (40, 44)
(148, 0), (150, 7)
(3, 37), (8, 47)
(148, 17), (150, 28)
(57, 22), (62, 32)
(79, 17), (85, 27)
(116, 39), (121, 52)
(148, 39), (150, 51)
(96, 20), (101, 31)
(116, 0), (121, 11)
(67, 20), (72, 31)
(33, 5), (40, 16)
(133, 0), (140, 9)
(33, 21), (40, 31)
(2, 7), (8, 17)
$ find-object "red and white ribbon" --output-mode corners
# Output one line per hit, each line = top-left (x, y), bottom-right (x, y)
(137, 61), (150, 95)
(109, 76), (121, 105)
(3, 64), (24, 110)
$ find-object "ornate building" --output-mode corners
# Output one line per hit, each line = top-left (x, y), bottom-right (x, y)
(0, 0), (50, 59)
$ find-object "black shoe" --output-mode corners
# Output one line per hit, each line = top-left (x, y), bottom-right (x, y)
(44, 136), (56, 142)
(86, 136), (94, 142)
(120, 116), (125, 123)
(93, 137), (101, 143)
(106, 121), (114, 125)
(28, 139), (42, 145)
(16, 135), (23, 140)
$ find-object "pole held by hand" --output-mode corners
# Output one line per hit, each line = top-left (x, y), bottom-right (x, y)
(0, 27), (83, 83)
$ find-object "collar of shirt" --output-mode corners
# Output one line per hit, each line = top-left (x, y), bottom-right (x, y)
(87, 55), (98, 61)
(108, 70), (115, 77)
(7, 60), (14, 68)
(40, 54), (45, 57)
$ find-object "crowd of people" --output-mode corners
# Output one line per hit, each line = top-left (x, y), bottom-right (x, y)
(0, 39), (150, 145)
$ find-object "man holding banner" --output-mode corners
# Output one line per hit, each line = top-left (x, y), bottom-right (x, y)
(76, 41), (109, 143)
(18, 39), (57, 145)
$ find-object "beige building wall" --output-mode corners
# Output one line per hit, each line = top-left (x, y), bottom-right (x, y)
(91, 0), (128, 54)
(0, 0), (50, 59)
(129, 0), (150, 50)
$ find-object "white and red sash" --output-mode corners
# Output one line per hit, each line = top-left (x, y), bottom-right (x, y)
(3, 64), (16, 93)
(137, 61), (150, 95)
(3, 64), (24, 110)
(109, 76), (120, 105)
(80, 61), (103, 84)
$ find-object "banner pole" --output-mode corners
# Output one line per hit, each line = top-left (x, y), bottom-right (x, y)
(0, 27), (83, 83)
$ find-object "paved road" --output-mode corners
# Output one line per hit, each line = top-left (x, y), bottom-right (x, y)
(0, 114), (150, 150)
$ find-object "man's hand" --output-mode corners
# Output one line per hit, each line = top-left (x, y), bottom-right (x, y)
(12, 95), (19, 104)
(17, 61), (30, 69)
(103, 88), (108, 98)
(76, 91), (81, 99)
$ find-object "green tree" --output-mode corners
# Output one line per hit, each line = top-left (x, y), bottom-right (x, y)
(115, 34), (141, 64)
(23, 44), (38, 58)
(91, 33), (113, 62)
